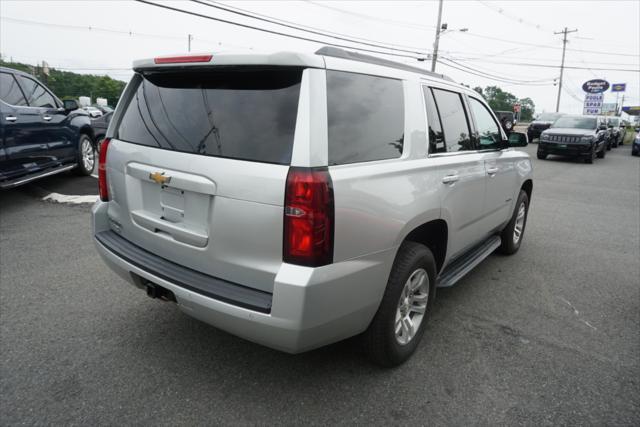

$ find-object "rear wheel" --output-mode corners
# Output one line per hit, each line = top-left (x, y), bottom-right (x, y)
(74, 134), (95, 176)
(499, 190), (529, 255)
(363, 242), (436, 367)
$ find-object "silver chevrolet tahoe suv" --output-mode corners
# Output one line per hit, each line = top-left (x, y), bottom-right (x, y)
(93, 47), (533, 366)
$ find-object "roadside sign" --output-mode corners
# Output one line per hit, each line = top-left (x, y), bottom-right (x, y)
(582, 79), (610, 94)
(611, 83), (626, 92)
(601, 103), (617, 114)
(583, 93), (604, 115)
(621, 106), (640, 116)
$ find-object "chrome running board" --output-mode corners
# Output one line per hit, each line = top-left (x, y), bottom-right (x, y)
(436, 235), (502, 288)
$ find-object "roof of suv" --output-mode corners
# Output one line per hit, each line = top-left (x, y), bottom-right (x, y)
(133, 46), (456, 84)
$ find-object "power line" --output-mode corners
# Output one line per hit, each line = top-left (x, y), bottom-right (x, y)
(0, 15), (253, 50)
(459, 31), (640, 58)
(442, 57), (556, 84)
(475, 0), (551, 33)
(134, 0), (430, 59)
(445, 57), (640, 72)
(196, 0), (429, 53)
(304, 0), (435, 31)
(437, 58), (553, 86)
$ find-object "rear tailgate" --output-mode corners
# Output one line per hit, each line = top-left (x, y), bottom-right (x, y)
(104, 66), (304, 294)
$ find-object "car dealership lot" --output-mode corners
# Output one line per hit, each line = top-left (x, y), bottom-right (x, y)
(1, 144), (638, 425)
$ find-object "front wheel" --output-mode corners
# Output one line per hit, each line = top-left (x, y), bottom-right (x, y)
(597, 146), (606, 158)
(363, 242), (436, 367)
(537, 151), (547, 160)
(498, 190), (529, 255)
(74, 134), (96, 176)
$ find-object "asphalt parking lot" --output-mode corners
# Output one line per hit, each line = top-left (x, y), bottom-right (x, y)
(1, 143), (638, 425)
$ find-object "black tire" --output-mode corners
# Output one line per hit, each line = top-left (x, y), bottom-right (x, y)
(606, 141), (612, 151)
(597, 146), (606, 158)
(537, 151), (547, 160)
(363, 242), (437, 367)
(498, 190), (529, 255)
(74, 134), (96, 176)
(584, 147), (595, 164)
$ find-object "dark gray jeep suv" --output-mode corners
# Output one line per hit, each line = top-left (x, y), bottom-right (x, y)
(537, 115), (608, 164)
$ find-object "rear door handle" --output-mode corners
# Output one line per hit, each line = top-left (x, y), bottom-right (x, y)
(42, 115), (52, 121)
(487, 167), (499, 176)
(442, 174), (459, 184)
(5, 115), (17, 122)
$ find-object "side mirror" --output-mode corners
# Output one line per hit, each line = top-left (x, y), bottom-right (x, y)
(507, 132), (528, 147)
(63, 99), (79, 112)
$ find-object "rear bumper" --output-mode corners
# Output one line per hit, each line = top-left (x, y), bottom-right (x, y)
(92, 201), (393, 353)
(538, 142), (594, 157)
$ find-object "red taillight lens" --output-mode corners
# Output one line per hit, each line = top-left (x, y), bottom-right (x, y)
(153, 55), (213, 64)
(98, 138), (111, 202)
(283, 167), (334, 267)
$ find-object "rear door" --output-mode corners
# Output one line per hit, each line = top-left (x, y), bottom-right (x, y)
(106, 67), (305, 293)
(426, 87), (487, 259)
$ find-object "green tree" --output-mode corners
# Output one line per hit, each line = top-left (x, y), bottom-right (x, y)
(482, 85), (535, 121)
(0, 59), (126, 106)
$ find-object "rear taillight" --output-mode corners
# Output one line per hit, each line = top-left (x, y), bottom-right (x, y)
(283, 167), (334, 267)
(98, 138), (111, 202)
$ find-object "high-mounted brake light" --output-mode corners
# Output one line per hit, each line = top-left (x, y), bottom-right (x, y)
(98, 138), (111, 202)
(283, 167), (334, 267)
(154, 55), (213, 64)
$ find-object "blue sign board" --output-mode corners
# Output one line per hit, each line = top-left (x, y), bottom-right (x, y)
(582, 79), (610, 93)
(611, 83), (626, 92)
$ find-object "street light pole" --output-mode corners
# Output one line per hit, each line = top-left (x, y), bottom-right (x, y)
(431, 0), (444, 72)
(554, 27), (578, 112)
(188, 34), (193, 52)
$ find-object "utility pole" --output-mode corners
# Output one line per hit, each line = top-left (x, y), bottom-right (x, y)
(188, 34), (193, 52)
(554, 27), (578, 112)
(431, 0), (444, 72)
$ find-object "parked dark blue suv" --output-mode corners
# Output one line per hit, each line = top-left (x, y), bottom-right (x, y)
(0, 66), (96, 189)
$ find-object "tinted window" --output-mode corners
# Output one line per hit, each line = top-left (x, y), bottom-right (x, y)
(117, 68), (302, 165)
(16, 76), (57, 108)
(423, 87), (445, 153)
(431, 88), (474, 152)
(469, 97), (502, 148)
(0, 73), (28, 106)
(327, 71), (404, 165)
(552, 116), (597, 130)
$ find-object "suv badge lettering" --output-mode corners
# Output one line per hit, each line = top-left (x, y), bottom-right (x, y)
(149, 171), (171, 185)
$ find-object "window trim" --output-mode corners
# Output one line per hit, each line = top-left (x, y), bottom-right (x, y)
(0, 72), (29, 107)
(326, 69), (406, 166)
(466, 95), (507, 150)
(14, 74), (61, 109)
(427, 86), (477, 155)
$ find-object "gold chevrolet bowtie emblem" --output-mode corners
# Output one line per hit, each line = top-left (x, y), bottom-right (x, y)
(149, 171), (171, 185)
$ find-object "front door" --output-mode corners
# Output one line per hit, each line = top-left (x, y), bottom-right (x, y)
(467, 96), (518, 232)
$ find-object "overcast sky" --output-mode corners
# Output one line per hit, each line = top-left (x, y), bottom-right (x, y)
(1, 0), (638, 115)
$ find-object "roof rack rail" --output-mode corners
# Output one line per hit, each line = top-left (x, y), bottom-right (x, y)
(315, 46), (455, 82)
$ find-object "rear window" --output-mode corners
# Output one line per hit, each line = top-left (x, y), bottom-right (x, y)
(116, 68), (302, 165)
(327, 71), (404, 165)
